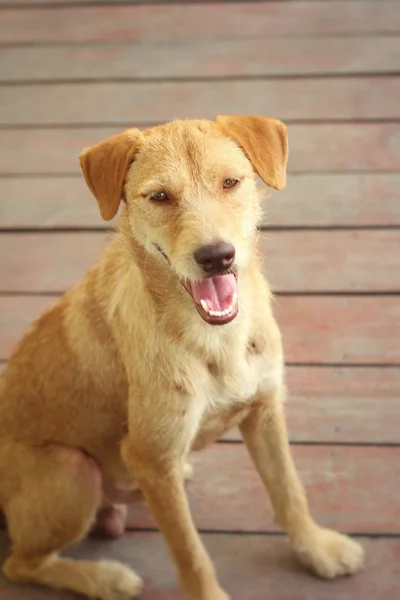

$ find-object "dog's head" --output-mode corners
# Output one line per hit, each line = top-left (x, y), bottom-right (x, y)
(79, 116), (288, 326)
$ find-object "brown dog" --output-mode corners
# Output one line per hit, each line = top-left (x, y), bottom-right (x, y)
(0, 116), (364, 599)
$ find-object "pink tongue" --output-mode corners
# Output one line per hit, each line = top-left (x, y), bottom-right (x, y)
(191, 274), (237, 311)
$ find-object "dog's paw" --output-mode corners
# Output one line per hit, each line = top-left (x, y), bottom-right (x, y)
(293, 527), (364, 579)
(96, 560), (143, 599)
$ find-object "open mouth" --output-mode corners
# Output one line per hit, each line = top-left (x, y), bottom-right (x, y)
(182, 272), (238, 325)
(155, 244), (238, 325)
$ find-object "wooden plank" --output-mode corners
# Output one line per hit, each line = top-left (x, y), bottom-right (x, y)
(285, 366), (400, 444)
(0, 357), (398, 446)
(2, 2), (399, 44)
(125, 444), (400, 534)
(1, 295), (400, 363)
(226, 365), (400, 444)
(1, 123), (399, 174)
(264, 173), (400, 227)
(2, 37), (400, 83)
(260, 230), (400, 292)
(2, 173), (400, 228)
(276, 296), (400, 364)
(0, 359), (398, 444)
(0, 177), (104, 228)
(1, 79), (400, 126)
(0, 233), (110, 292)
(0, 127), (115, 175)
(0, 532), (399, 600)
(1, 230), (400, 293)
(0, 295), (56, 361)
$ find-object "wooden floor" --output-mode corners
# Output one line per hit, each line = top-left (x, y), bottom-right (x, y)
(1, 0), (400, 598)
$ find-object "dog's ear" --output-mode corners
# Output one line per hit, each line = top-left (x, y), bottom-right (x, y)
(79, 129), (142, 221)
(215, 115), (288, 190)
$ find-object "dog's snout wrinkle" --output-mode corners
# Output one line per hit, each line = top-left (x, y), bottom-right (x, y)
(194, 242), (235, 275)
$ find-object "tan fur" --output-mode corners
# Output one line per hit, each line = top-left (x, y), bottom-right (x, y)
(0, 117), (364, 600)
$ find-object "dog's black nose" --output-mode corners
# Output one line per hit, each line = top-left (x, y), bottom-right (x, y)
(194, 242), (235, 275)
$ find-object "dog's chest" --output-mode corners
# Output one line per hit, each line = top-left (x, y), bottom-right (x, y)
(192, 350), (283, 451)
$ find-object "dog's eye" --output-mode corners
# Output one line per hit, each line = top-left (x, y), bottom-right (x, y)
(150, 191), (169, 202)
(223, 178), (238, 189)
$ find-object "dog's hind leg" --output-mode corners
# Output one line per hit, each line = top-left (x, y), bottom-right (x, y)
(1, 443), (142, 599)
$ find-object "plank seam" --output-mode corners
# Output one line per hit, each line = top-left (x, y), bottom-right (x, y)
(2, 169), (400, 178)
(0, 0), (382, 9)
(0, 227), (114, 233)
(126, 526), (400, 538)
(2, 359), (400, 369)
(1, 72), (400, 86)
(287, 362), (400, 368)
(217, 440), (400, 448)
(2, 290), (400, 297)
(1, 32), (400, 48)
(273, 291), (400, 297)
(2, 225), (400, 233)
(1, 118), (400, 130)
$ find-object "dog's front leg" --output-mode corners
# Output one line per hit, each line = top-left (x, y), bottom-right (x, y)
(240, 386), (364, 579)
(121, 395), (229, 600)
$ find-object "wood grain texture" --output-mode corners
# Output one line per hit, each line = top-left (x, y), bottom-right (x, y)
(0, 233), (110, 292)
(2, 2), (399, 44)
(264, 173), (400, 227)
(275, 295), (400, 364)
(1, 79), (400, 126)
(2, 37), (399, 82)
(0, 2), (399, 599)
(2, 173), (400, 228)
(227, 365), (400, 444)
(1, 295), (399, 364)
(0, 177), (103, 227)
(0, 295), (57, 361)
(125, 444), (400, 533)
(0, 531), (399, 600)
(1, 230), (400, 293)
(259, 230), (400, 292)
(1, 124), (399, 174)
(0, 360), (398, 444)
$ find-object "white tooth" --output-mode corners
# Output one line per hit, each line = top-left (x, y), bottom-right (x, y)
(232, 292), (238, 306)
(200, 299), (210, 313)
